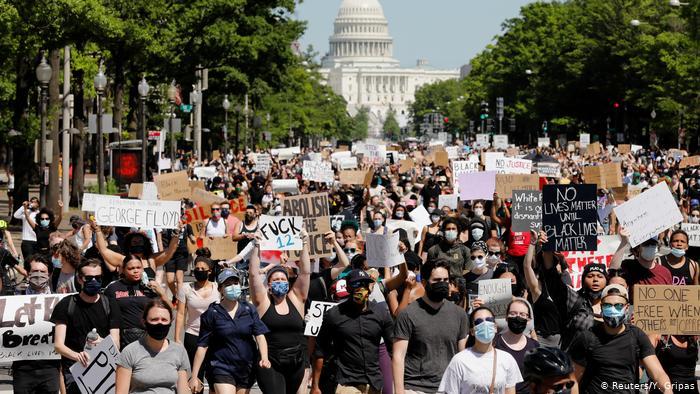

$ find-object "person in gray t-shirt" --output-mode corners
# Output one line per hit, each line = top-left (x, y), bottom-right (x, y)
(116, 300), (191, 394)
(392, 258), (469, 393)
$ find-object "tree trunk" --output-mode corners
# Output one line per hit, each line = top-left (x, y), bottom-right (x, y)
(70, 69), (85, 208)
(113, 51), (125, 134)
(11, 49), (33, 223)
(47, 48), (61, 212)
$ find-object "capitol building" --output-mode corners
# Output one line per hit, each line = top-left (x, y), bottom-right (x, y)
(319, 0), (460, 137)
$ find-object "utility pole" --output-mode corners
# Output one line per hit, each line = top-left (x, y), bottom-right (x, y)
(244, 94), (249, 152)
(61, 46), (71, 212)
(496, 97), (504, 135)
(194, 68), (204, 164)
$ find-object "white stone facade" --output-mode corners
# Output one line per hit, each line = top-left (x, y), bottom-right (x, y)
(319, 0), (460, 138)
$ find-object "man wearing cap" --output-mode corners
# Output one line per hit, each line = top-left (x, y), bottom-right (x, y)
(312, 269), (395, 394)
(569, 284), (672, 394)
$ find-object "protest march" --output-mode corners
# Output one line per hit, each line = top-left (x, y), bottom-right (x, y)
(3, 135), (700, 394)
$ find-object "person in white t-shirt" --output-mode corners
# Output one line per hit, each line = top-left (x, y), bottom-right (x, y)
(200, 203), (227, 238)
(439, 306), (522, 394)
(13, 197), (39, 260)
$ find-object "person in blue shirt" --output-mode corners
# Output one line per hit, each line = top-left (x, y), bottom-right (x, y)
(189, 269), (271, 394)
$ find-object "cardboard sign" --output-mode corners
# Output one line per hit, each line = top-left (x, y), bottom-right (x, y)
(0, 293), (70, 362)
(303, 161), (334, 184)
(69, 335), (119, 394)
(680, 156), (700, 169)
(614, 183), (683, 248)
(201, 237), (237, 260)
(486, 157), (532, 175)
(634, 285), (700, 335)
(681, 223), (700, 247)
(189, 180), (206, 192)
(386, 219), (422, 247)
(584, 163), (622, 189)
(434, 151), (449, 167)
(511, 190), (542, 232)
(475, 134), (490, 149)
(439, 194), (459, 210)
(191, 188), (227, 212)
(128, 183), (143, 198)
(365, 232), (405, 268)
(493, 135), (508, 150)
(506, 148), (519, 157)
(255, 154), (272, 174)
(618, 144), (631, 154)
(258, 215), (303, 251)
(534, 163), (561, 178)
(94, 197), (181, 229)
(272, 179), (300, 195)
(478, 279), (512, 318)
(330, 215), (345, 232)
(537, 137), (550, 148)
(579, 133), (590, 148)
(154, 171), (191, 200)
(495, 174), (539, 200)
(340, 169), (374, 186)
(587, 142), (601, 156)
(458, 172), (496, 201)
(542, 184), (598, 251)
(399, 159), (414, 174)
(82, 193), (119, 212)
(339, 156), (358, 170)
(212, 150), (221, 161)
(561, 235), (622, 289)
(304, 301), (338, 337)
(281, 193), (332, 260)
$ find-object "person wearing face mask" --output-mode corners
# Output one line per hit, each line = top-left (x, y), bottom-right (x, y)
(50, 259), (122, 394)
(495, 300), (540, 394)
(25, 202), (63, 255)
(14, 197), (39, 260)
(200, 203), (228, 238)
(392, 205), (409, 221)
(189, 269), (271, 393)
(392, 259), (469, 394)
(418, 209), (442, 258)
(371, 211), (387, 234)
(115, 300), (191, 394)
(312, 269), (395, 394)
(659, 229), (699, 285)
(220, 201), (242, 236)
(647, 333), (699, 394)
(12, 254), (61, 394)
(465, 241), (494, 283)
(51, 239), (81, 294)
(439, 306), (523, 394)
(471, 201), (495, 237)
(427, 217), (474, 280)
(568, 285), (672, 394)
(307, 232), (352, 305)
(232, 205), (260, 270)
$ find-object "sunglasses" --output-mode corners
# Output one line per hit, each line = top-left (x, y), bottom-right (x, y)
(343, 248), (357, 254)
(83, 275), (102, 282)
(552, 381), (576, 391)
(474, 317), (495, 326)
(470, 255), (484, 260)
(40, 217), (50, 220)
(487, 251), (502, 256)
(211, 208), (220, 211)
(602, 303), (626, 311)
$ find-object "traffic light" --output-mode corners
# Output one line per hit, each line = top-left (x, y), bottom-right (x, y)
(496, 97), (504, 119)
(613, 102), (620, 109)
(444, 117), (449, 124)
(509, 118), (516, 133)
(542, 121), (548, 133)
(480, 101), (489, 120)
(486, 118), (493, 132)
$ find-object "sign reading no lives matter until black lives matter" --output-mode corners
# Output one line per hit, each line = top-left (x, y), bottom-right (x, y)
(281, 192), (333, 260)
(542, 184), (597, 252)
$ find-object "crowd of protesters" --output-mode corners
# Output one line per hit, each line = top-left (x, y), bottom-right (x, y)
(1, 139), (699, 394)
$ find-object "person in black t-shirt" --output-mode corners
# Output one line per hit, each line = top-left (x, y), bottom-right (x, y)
(162, 224), (195, 301)
(24, 201), (63, 255)
(50, 259), (121, 394)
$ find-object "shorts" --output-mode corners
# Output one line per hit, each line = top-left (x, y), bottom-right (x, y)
(165, 256), (189, 273)
(210, 374), (253, 389)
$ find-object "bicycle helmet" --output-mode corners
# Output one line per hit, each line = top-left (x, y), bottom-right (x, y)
(523, 347), (573, 382)
(0, 220), (6, 230)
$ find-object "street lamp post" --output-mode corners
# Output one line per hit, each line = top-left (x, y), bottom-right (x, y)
(234, 104), (241, 154)
(222, 95), (230, 155)
(36, 55), (52, 207)
(167, 81), (177, 170)
(93, 63), (107, 195)
(138, 77), (150, 182)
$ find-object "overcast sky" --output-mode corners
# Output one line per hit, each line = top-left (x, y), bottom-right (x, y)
(296, 0), (534, 69)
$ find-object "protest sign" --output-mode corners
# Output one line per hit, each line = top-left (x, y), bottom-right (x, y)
(680, 156), (700, 169)
(330, 215), (345, 232)
(493, 135), (508, 150)
(682, 223), (700, 247)
(128, 183), (143, 198)
(486, 157), (532, 175)
(434, 151), (449, 167)
(634, 285), (700, 335)
(304, 301), (338, 337)
(445, 146), (461, 159)
(154, 171), (191, 200)
(631, 144), (643, 153)
(511, 190), (542, 232)
(94, 197), (181, 229)
(272, 179), (300, 195)
(140, 182), (158, 200)
(399, 159), (414, 174)
(534, 162), (561, 178)
(258, 215), (303, 251)
(439, 194), (459, 210)
(193, 166), (217, 179)
(613, 183), (683, 248)
(475, 134), (490, 148)
(255, 154), (272, 174)
(202, 237), (238, 260)
(339, 169), (374, 186)
(182, 196), (248, 235)
(365, 232), (405, 268)
(157, 158), (171, 172)
(579, 133), (590, 148)
(506, 148), (520, 157)
(331, 151), (352, 161)
(587, 141), (601, 156)
(408, 204), (431, 229)
(452, 159), (480, 188)
(365, 144), (387, 165)
(281, 193), (332, 260)
(495, 174), (539, 199)
(303, 161), (334, 183)
(542, 184), (597, 251)
(82, 193), (119, 212)
(482, 152), (504, 166)
(0, 293), (70, 362)
(272, 147), (300, 161)
(338, 156), (359, 170)
(561, 235), (622, 289)
(537, 137), (550, 148)
(583, 162), (622, 189)
(191, 188), (227, 212)
(458, 171), (496, 201)
(386, 219), (422, 248)
(69, 335), (119, 394)
(618, 144), (631, 154)
(478, 279), (512, 318)
(189, 180), (206, 192)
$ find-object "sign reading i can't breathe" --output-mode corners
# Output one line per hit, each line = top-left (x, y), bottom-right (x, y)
(542, 184), (598, 252)
(258, 215), (303, 251)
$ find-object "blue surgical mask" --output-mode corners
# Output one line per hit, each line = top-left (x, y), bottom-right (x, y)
(670, 248), (686, 258)
(373, 220), (383, 229)
(270, 281), (289, 297)
(474, 320), (496, 344)
(602, 305), (626, 328)
(445, 230), (458, 242)
(224, 284), (242, 301)
(51, 257), (62, 269)
(40, 219), (50, 227)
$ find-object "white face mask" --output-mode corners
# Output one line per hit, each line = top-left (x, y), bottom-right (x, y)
(640, 245), (657, 261)
(395, 211), (404, 218)
(445, 230), (458, 242)
(471, 229), (484, 241)
(474, 208), (484, 217)
(473, 256), (486, 268)
(691, 217), (700, 224)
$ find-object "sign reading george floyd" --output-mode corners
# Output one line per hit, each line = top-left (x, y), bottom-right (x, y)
(281, 193), (333, 260)
(94, 197), (181, 229)
(542, 184), (598, 252)
(634, 285), (700, 335)
(511, 190), (542, 232)
(258, 215), (303, 251)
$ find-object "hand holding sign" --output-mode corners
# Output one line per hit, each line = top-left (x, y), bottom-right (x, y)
(258, 215), (303, 251)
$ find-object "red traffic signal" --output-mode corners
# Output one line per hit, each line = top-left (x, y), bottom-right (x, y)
(613, 102), (620, 109)
(443, 117), (449, 123)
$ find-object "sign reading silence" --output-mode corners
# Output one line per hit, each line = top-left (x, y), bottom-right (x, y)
(542, 184), (598, 252)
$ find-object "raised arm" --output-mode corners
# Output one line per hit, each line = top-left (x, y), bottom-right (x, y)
(23, 203), (36, 230)
(523, 230), (542, 302)
(53, 201), (64, 227)
(90, 220), (125, 269)
(610, 227), (630, 271)
(153, 225), (183, 267)
(249, 243), (270, 310)
(328, 232), (350, 279)
(291, 230), (311, 304)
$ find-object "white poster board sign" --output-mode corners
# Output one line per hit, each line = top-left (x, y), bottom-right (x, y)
(255, 154), (272, 174)
(478, 278), (512, 318)
(493, 135), (508, 150)
(614, 183), (683, 248)
(304, 301), (338, 337)
(303, 161), (334, 183)
(94, 197), (181, 229)
(338, 156), (358, 170)
(193, 166), (217, 179)
(331, 151), (352, 161)
(69, 335), (119, 394)
(445, 146), (461, 160)
(408, 204), (431, 229)
(386, 219), (421, 248)
(157, 158), (171, 172)
(365, 232), (405, 268)
(272, 179), (299, 195)
(475, 134), (490, 149)
(682, 223), (700, 247)
(141, 182), (158, 200)
(538, 137), (551, 148)
(485, 157), (532, 175)
(82, 193), (119, 212)
(438, 194), (459, 210)
(579, 133), (590, 149)
(452, 159), (480, 188)
(365, 144), (387, 165)
(258, 215), (303, 251)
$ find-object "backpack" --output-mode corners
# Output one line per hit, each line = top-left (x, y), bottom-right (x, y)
(67, 293), (111, 319)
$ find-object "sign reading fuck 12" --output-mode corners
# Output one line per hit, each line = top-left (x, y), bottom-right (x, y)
(258, 215), (304, 251)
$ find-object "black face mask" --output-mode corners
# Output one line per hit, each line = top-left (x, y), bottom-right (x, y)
(585, 288), (603, 300)
(448, 292), (463, 304)
(426, 281), (450, 302)
(511, 284), (523, 297)
(130, 245), (148, 255)
(506, 316), (528, 334)
(145, 322), (171, 340)
(193, 270), (209, 282)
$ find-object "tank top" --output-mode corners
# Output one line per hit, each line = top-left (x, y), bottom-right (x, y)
(238, 222), (258, 256)
(652, 336), (697, 393)
(660, 256), (694, 286)
(261, 296), (305, 351)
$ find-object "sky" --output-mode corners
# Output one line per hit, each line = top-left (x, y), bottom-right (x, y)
(296, 0), (535, 70)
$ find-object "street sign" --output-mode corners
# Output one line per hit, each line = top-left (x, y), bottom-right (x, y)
(180, 104), (193, 113)
(148, 130), (161, 140)
(163, 118), (182, 133)
(88, 114), (115, 134)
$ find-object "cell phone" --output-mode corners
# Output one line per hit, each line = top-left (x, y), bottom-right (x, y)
(141, 271), (149, 287)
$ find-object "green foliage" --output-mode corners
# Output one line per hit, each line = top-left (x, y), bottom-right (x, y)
(383, 108), (400, 140)
(86, 177), (119, 194)
(349, 107), (369, 141)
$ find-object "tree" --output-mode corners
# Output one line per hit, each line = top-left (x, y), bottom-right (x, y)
(350, 107), (369, 141)
(383, 108), (400, 140)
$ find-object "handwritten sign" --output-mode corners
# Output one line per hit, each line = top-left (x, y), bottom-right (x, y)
(634, 285), (700, 335)
(304, 301), (338, 337)
(191, 188), (226, 212)
(94, 197), (181, 229)
(534, 162), (561, 178)
(613, 183), (683, 248)
(583, 163), (622, 189)
(330, 215), (345, 232)
(495, 174), (539, 199)
(386, 219), (421, 248)
(511, 190), (542, 232)
(579, 133), (590, 148)
(272, 179), (299, 195)
(618, 144), (631, 154)
(255, 154), (272, 174)
(681, 223), (700, 247)
(542, 185), (597, 251)
(365, 144), (387, 165)
(128, 183), (143, 198)
(258, 215), (303, 251)
(202, 237), (238, 260)
(478, 279), (512, 318)
(303, 161), (334, 184)
(445, 146), (461, 160)
(439, 194), (459, 210)
(281, 193), (332, 260)
(399, 159), (414, 174)
(486, 157), (532, 175)
(154, 171), (191, 200)
(408, 205), (431, 230)
(339, 169), (374, 186)
(587, 141), (601, 156)
(452, 159), (480, 188)
(193, 166), (217, 179)
(680, 156), (700, 169)
(434, 151), (449, 167)
(338, 156), (358, 170)
(70, 335), (118, 394)
(365, 232), (405, 268)
(82, 193), (119, 212)
(458, 171), (496, 201)
(537, 137), (550, 148)
(493, 135), (508, 150)
(475, 134), (490, 149)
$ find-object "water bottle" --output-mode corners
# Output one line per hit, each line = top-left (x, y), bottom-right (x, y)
(85, 328), (99, 351)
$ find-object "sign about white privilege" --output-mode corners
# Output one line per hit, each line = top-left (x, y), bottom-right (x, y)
(0, 293), (70, 363)
(82, 193), (119, 212)
(69, 335), (119, 394)
(304, 301), (338, 337)
(94, 197), (181, 229)
(258, 215), (303, 251)
(303, 161), (334, 183)
(365, 232), (405, 268)
(614, 183), (683, 248)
